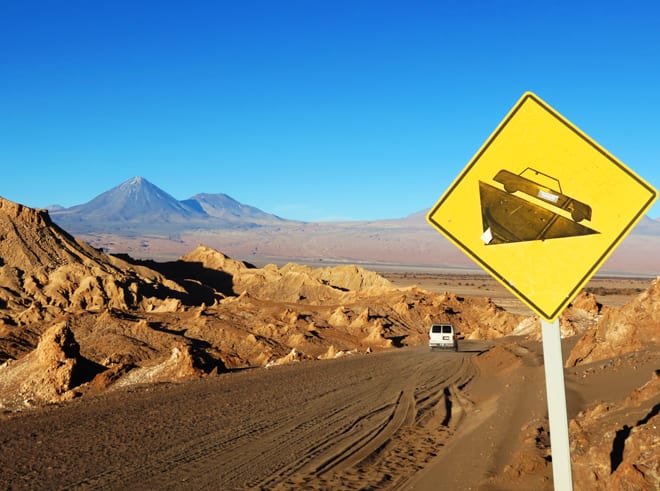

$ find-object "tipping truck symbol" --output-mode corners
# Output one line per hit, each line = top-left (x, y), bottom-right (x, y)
(493, 168), (592, 223)
(479, 167), (598, 245)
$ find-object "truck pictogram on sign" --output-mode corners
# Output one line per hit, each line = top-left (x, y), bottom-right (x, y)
(479, 167), (598, 245)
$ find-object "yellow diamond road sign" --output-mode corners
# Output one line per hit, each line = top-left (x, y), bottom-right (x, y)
(427, 92), (658, 321)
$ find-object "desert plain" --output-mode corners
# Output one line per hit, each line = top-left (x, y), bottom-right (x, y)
(0, 196), (659, 490)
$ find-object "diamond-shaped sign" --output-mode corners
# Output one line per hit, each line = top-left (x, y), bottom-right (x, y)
(427, 92), (657, 321)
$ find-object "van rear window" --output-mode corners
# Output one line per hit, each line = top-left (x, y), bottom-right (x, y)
(431, 325), (452, 333)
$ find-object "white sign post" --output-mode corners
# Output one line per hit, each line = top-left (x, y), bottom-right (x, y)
(541, 319), (573, 491)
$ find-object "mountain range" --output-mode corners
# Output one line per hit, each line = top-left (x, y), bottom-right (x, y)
(50, 177), (287, 233)
(44, 176), (660, 275)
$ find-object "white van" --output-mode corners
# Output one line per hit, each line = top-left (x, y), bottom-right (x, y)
(428, 323), (458, 351)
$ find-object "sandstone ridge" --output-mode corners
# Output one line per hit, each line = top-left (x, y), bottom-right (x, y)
(0, 197), (525, 411)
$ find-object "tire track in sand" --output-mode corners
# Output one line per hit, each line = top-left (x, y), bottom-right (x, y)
(0, 345), (486, 491)
(266, 352), (478, 490)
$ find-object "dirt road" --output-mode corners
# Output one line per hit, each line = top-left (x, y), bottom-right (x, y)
(0, 343), (488, 490)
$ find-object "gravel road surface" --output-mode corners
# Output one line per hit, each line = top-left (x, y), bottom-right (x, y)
(0, 344), (488, 490)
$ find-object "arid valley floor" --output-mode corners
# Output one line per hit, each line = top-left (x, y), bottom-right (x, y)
(0, 197), (659, 490)
(2, 275), (658, 490)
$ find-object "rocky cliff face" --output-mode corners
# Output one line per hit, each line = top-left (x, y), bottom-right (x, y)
(0, 196), (187, 360)
(0, 321), (89, 408)
(570, 371), (660, 489)
(567, 278), (660, 366)
(562, 278), (660, 490)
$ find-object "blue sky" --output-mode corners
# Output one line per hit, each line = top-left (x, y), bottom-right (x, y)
(2, 0), (659, 221)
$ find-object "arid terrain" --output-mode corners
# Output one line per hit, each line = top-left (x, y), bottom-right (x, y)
(380, 270), (655, 314)
(1, 196), (659, 490)
(49, 176), (660, 276)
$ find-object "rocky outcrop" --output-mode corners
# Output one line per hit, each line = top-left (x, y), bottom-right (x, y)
(0, 197), (188, 360)
(0, 321), (86, 410)
(570, 371), (660, 489)
(567, 278), (660, 366)
(509, 291), (601, 341)
(180, 245), (394, 305)
(113, 344), (207, 387)
(181, 245), (250, 276)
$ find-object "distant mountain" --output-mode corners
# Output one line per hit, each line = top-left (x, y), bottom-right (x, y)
(50, 177), (286, 233)
(52, 177), (201, 223)
(182, 193), (286, 224)
(630, 215), (660, 235)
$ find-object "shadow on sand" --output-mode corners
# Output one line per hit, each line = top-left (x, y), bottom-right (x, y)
(114, 254), (241, 307)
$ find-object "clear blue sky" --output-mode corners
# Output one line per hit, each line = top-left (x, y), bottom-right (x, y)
(2, 0), (659, 221)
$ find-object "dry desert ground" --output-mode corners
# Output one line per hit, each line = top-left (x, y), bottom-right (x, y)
(1, 272), (657, 490)
(0, 197), (658, 490)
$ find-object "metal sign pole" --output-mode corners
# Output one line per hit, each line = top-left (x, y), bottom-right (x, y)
(541, 318), (573, 490)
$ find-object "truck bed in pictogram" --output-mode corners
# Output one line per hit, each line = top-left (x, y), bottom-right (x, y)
(479, 168), (599, 245)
